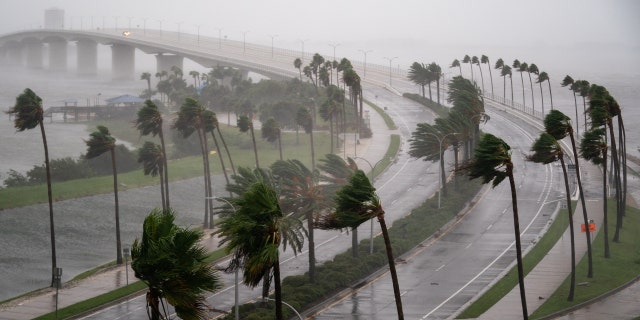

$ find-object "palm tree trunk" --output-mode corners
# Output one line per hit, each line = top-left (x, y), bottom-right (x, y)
(309, 127), (316, 172)
(159, 168), (166, 210)
(352, 227), (358, 258)
(428, 82), (433, 101)
(608, 121), (623, 242)
(520, 73), (525, 109)
(503, 75), (506, 102)
(159, 129), (170, 208)
(278, 132), (283, 161)
(487, 63), (494, 97)
(559, 156), (576, 301)
(202, 131), (215, 229)
(618, 117), (626, 219)
(216, 126), (236, 175)
(250, 123), (260, 168)
(509, 76), (514, 106)
(436, 78), (441, 105)
(539, 83), (545, 116)
(329, 116), (334, 154)
(507, 166), (528, 320)
(602, 146), (610, 258)
(111, 149), (123, 264)
(547, 80), (554, 109)
(274, 260), (283, 320)
(210, 132), (230, 186)
(307, 212), (316, 283)
(528, 73), (535, 114)
(569, 132), (593, 278)
(469, 62), (474, 82)
(478, 66), (485, 96)
(197, 130), (209, 228)
(440, 150), (447, 197)
(378, 214), (404, 319)
(572, 92), (580, 137)
(40, 122), (57, 287)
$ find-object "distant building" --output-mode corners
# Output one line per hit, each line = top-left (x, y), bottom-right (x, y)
(45, 8), (65, 29)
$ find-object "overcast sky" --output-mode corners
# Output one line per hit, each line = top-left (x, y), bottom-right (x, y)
(1, 0), (638, 74)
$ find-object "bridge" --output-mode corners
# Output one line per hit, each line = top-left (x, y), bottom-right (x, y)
(0, 27), (405, 88)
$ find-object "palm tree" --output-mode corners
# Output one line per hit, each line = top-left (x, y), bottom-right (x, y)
(7, 88), (57, 286)
(409, 123), (452, 197)
(538, 71), (553, 112)
(131, 208), (222, 320)
(580, 128), (610, 258)
(544, 109), (593, 278)
(85, 125), (123, 264)
(577, 80), (590, 132)
(203, 110), (231, 187)
(237, 114), (260, 168)
(513, 60), (526, 108)
(293, 58), (303, 81)
(428, 62), (443, 105)
(408, 62), (429, 98)
(450, 59), (462, 76)
(189, 70), (200, 89)
(134, 100), (170, 208)
(462, 55), (473, 81)
(527, 63), (538, 114)
(138, 142), (166, 210)
(217, 181), (305, 320)
(317, 170), (404, 319)
(461, 133), (528, 319)
(481, 55), (494, 97)
(561, 75), (581, 137)
(319, 85), (343, 153)
(173, 98), (213, 228)
(472, 56), (485, 94)
(271, 159), (324, 283)
(140, 72), (152, 98)
(532, 67), (546, 115)
(261, 117), (283, 160)
(500, 65), (512, 104)
(528, 132), (576, 301)
(296, 106), (315, 171)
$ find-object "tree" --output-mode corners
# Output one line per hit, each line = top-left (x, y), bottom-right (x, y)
(580, 128), (610, 258)
(85, 125), (122, 264)
(576, 80), (590, 132)
(261, 117), (283, 160)
(472, 56), (485, 95)
(408, 62), (429, 98)
(462, 54), (473, 81)
(316, 170), (404, 319)
(202, 110), (231, 187)
(189, 70), (200, 89)
(319, 85), (343, 153)
(561, 75), (582, 137)
(7, 88), (58, 286)
(296, 106), (315, 171)
(138, 142), (166, 210)
(134, 100), (170, 208)
(131, 208), (222, 320)
(527, 132), (576, 301)
(217, 181), (305, 320)
(544, 109), (593, 278)
(237, 114), (260, 168)
(460, 133), (528, 319)
(409, 123), (452, 197)
(537, 71), (553, 113)
(173, 98), (213, 228)
(527, 63), (538, 114)
(428, 62), (443, 105)
(271, 159), (324, 283)
(481, 55), (494, 97)
(450, 59), (462, 76)
(514, 60), (527, 108)
(293, 58), (302, 81)
(500, 65), (512, 104)
(141, 72), (152, 99)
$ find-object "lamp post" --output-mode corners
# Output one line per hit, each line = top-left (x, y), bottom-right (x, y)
(127, 17), (132, 30)
(176, 21), (183, 41)
(328, 42), (340, 62)
(268, 34), (278, 58)
(242, 30), (249, 54)
(216, 28), (223, 49)
(54, 267), (62, 319)
(354, 156), (387, 254)
(262, 297), (303, 320)
(123, 246), (130, 285)
(298, 38), (309, 62)
(113, 16), (118, 32)
(157, 19), (163, 37)
(359, 49), (372, 78)
(206, 196), (239, 320)
(383, 56), (398, 86)
(141, 18), (147, 36)
(195, 24), (201, 45)
(424, 132), (459, 209)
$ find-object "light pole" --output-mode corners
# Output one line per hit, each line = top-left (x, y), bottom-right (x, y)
(242, 30), (249, 54)
(127, 17), (132, 30)
(195, 24), (201, 45)
(113, 16), (118, 32)
(298, 38), (309, 62)
(383, 56), (398, 86)
(176, 21), (183, 41)
(425, 132), (459, 209)
(216, 28), (223, 49)
(354, 156), (387, 254)
(206, 196), (239, 320)
(157, 19), (163, 37)
(262, 297), (303, 320)
(141, 18), (147, 35)
(268, 34), (278, 58)
(359, 49), (372, 78)
(123, 246), (130, 285)
(54, 267), (62, 319)
(328, 42), (340, 62)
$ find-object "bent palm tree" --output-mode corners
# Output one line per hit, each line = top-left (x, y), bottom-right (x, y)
(460, 133), (528, 319)
(481, 55), (494, 97)
(140, 72), (152, 98)
(528, 132), (576, 301)
(539, 71), (553, 110)
(131, 209), (222, 320)
(472, 56), (485, 94)
(238, 113), (259, 168)
(85, 125), (122, 264)
(134, 100), (170, 208)
(262, 117), (283, 160)
(527, 63), (538, 114)
(296, 106), (315, 171)
(317, 170), (404, 319)
(138, 142), (166, 210)
(462, 55), (473, 81)
(217, 181), (305, 320)
(7, 88), (57, 286)
(450, 59), (462, 76)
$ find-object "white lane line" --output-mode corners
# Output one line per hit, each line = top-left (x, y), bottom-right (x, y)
(435, 264), (445, 272)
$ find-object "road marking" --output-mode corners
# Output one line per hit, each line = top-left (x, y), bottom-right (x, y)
(486, 223), (493, 230)
(465, 243), (473, 249)
(435, 264), (445, 271)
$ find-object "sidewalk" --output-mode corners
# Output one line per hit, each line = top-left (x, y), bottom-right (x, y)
(477, 161), (605, 319)
(0, 101), (392, 320)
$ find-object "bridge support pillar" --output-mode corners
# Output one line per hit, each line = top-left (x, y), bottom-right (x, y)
(156, 54), (183, 74)
(48, 39), (67, 72)
(25, 40), (43, 69)
(4, 44), (23, 66)
(111, 43), (135, 80)
(76, 39), (98, 76)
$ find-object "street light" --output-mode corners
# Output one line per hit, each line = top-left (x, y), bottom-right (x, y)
(206, 196), (239, 320)
(54, 267), (62, 319)
(242, 30), (249, 54)
(113, 16), (118, 32)
(262, 297), (303, 320)
(157, 19), (163, 37)
(359, 49), (372, 78)
(424, 132), (459, 209)
(123, 246), (130, 285)
(328, 42), (340, 62)
(383, 56), (398, 86)
(216, 28), (223, 49)
(268, 34), (278, 58)
(354, 156), (387, 254)
(298, 38), (309, 62)
(176, 21), (183, 41)
(195, 24), (201, 45)
(141, 18), (147, 36)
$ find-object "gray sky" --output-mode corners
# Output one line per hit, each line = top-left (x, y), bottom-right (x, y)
(1, 0), (638, 74)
